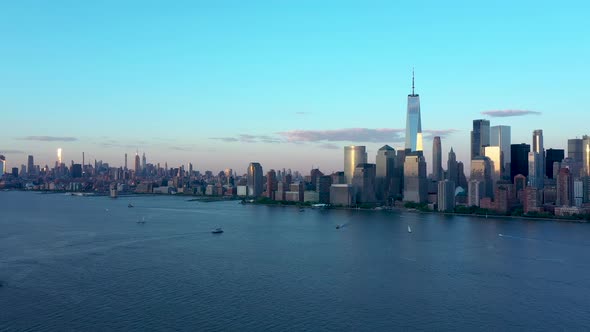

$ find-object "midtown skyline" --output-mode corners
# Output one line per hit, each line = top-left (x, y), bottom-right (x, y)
(1, 1), (589, 172)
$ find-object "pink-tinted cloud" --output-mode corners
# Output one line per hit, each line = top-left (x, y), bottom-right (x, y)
(277, 128), (405, 143)
(480, 110), (541, 117)
(423, 129), (459, 138)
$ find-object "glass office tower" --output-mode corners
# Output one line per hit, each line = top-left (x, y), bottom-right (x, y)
(405, 71), (422, 152)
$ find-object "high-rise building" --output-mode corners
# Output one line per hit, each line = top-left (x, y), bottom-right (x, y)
(583, 135), (590, 177)
(57, 148), (62, 164)
(403, 153), (427, 203)
(344, 146), (367, 184)
(471, 156), (493, 199)
(528, 152), (543, 189)
(510, 143), (530, 182)
(432, 136), (443, 181)
(468, 179), (484, 207)
(556, 168), (574, 207)
(532, 130), (545, 188)
(27, 155), (34, 176)
(134, 152), (140, 177)
(405, 70), (423, 152)
(124, 153), (128, 171)
(447, 148), (458, 184)
(247, 162), (264, 197)
(141, 152), (147, 172)
(568, 138), (583, 162)
(437, 180), (455, 212)
(266, 169), (277, 200)
(0, 155), (5, 177)
(490, 125), (511, 172)
(545, 149), (564, 179)
(457, 161), (468, 189)
(484, 146), (502, 183)
(353, 163), (377, 203)
(375, 145), (396, 201)
(471, 119), (490, 159)
(317, 175), (332, 204)
(71, 164), (82, 178)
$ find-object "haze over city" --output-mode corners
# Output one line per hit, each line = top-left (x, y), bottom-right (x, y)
(1, 1), (589, 174)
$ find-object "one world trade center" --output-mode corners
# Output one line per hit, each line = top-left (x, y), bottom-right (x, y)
(405, 70), (423, 152)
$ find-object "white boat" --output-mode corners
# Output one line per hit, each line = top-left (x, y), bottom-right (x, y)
(407, 225), (412, 233)
(211, 227), (223, 234)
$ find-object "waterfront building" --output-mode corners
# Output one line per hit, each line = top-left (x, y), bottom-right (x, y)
(353, 163), (376, 204)
(471, 156), (493, 199)
(531, 130), (545, 189)
(72, 164), (82, 178)
(484, 146), (502, 183)
(432, 136), (443, 181)
(528, 152), (543, 189)
(494, 181), (514, 214)
(247, 162), (264, 197)
(403, 153), (427, 203)
(556, 168), (574, 207)
(471, 119), (490, 159)
(568, 138), (583, 162)
(344, 146), (367, 184)
(405, 70), (423, 152)
(468, 180), (484, 207)
(317, 175), (332, 204)
(266, 170), (277, 200)
(27, 155), (34, 176)
(437, 180), (455, 212)
(330, 184), (355, 206)
(524, 187), (541, 213)
(583, 135), (590, 177)
(511, 143), (530, 182)
(375, 145), (396, 201)
(490, 125), (511, 173)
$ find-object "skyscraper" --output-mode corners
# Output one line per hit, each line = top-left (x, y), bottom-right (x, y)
(510, 143), (530, 182)
(344, 146), (367, 184)
(490, 125), (511, 173)
(447, 147), (458, 185)
(247, 162), (264, 197)
(528, 152), (543, 189)
(405, 70), (423, 152)
(353, 163), (377, 203)
(0, 155), (5, 177)
(437, 180), (456, 212)
(568, 138), (583, 162)
(484, 146), (502, 182)
(141, 152), (147, 172)
(27, 155), (34, 176)
(432, 136), (443, 181)
(57, 148), (63, 164)
(134, 152), (140, 176)
(403, 153), (427, 203)
(375, 145), (396, 201)
(545, 148), (564, 179)
(471, 119), (490, 159)
(471, 156), (493, 199)
(556, 168), (574, 206)
(583, 135), (590, 177)
(266, 169), (277, 199)
(124, 153), (128, 171)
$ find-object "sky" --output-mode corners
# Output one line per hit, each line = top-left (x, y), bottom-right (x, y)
(1, 1), (589, 175)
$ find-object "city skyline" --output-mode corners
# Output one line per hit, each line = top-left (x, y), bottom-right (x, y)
(1, 1), (589, 172)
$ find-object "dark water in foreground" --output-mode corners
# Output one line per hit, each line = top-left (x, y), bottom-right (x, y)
(1, 191), (590, 331)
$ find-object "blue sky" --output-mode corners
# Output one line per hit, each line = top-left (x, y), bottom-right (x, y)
(1, 1), (589, 174)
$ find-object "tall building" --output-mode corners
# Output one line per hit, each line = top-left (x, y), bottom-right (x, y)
(344, 146), (367, 184)
(405, 70), (423, 152)
(457, 161), (468, 189)
(528, 152), (543, 189)
(484, 146), (502, 183)
(403, 153), (427, 203)
(568, 138), (583, 162)
(471, 156), (493, 199)
(27, 155), (34, 176)
(510, 143), (530, 182)
(490, 125), (511, 172)
(352, 163), (377, 203)
(57, 148), (62, 164)
(124, 153), (128, 171)
(471, 119), (490, 159)
(375, 145), (396, 201)
(531, 130), (545, 188)
(432, 136), (443, 181)
(0, 155), (5, 177)
(556, 168), (574, 206)
(583, 135), (590, 177)
(72, 164), (82, 178)
(437, 180), (455, 212)
(141, 152), (147, 172)
(468, 180), (484, 207)
(545, 148), (564, 179)
(134, 152), (140, 176)
(247, 162), (264, 197)
(317, 175), (332, 204)
(266, 169), (277, 199)
(447, 148), (458, 184)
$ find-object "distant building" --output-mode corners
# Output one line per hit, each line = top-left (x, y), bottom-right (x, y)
(471, 156), (493, 199)
(403, 153), (427, 203)
(247, 162), (264, 197)
(266, 169), (277, 199)
(447, 147), (458, 185)
(471, 119), (490, 159)
(437, 180), (455, 212)
(330, 184), (355, 206)
(468, 180), (484, 207)
(27, 155), (34, 176)
(545, 149), (564, 179)
(317, 175), (332, 204)
(490, 125), (511, 173)
(375, 145), (396, 201)
(344, 146), (367, 184)
(556, 168), (574, 206)
(484, 146), (502, 182)
(353, 163), (376, 204)
(511, 143), (530, 182)
(528, 152), (543, 189)
(71, 164), (82, 178)
(0, 155), (5, 177)
(432, 136), (443, 181)
(285, 183), (304, 202)
(583, 135), (590, 177)
(494, 181), (514, 214)
(405, 70), (423, 152)
(524, 187), (542, 214)
(568, 138), (583, 162)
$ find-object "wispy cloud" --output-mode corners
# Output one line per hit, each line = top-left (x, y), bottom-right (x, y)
(0, 149), (25, 154)
(318, 143), (340, 150)
(210, 137), (239, 142)
(210, 135), (283, 144)
(277, 128), (405, 143)
(97, 139), (148, 149)
(423, 129), (459, 139)
(480, 110), (541, 117)
(20, 136), (77, 142)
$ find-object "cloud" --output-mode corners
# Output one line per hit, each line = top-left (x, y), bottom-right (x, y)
(480, 110), (541, 117)
(277, 128), (406, 143)
(423, 129), (459, 139)
(20, 136), (77, 142)
(0, 149), (25, 154)
(318, 143), (340, 150)
(210, 135), (283, 144)
(210, 137), (239, 142)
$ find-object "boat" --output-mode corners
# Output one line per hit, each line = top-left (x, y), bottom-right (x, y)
(137, 217), (146, 224)
(128, 203), (134, 208)
(336, 224), (342, 229)
(211, 227), (224, 234)
(407, 225), (412, 233)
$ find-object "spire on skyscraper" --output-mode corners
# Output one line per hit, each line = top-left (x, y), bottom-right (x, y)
(412, 67), (415, 96)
